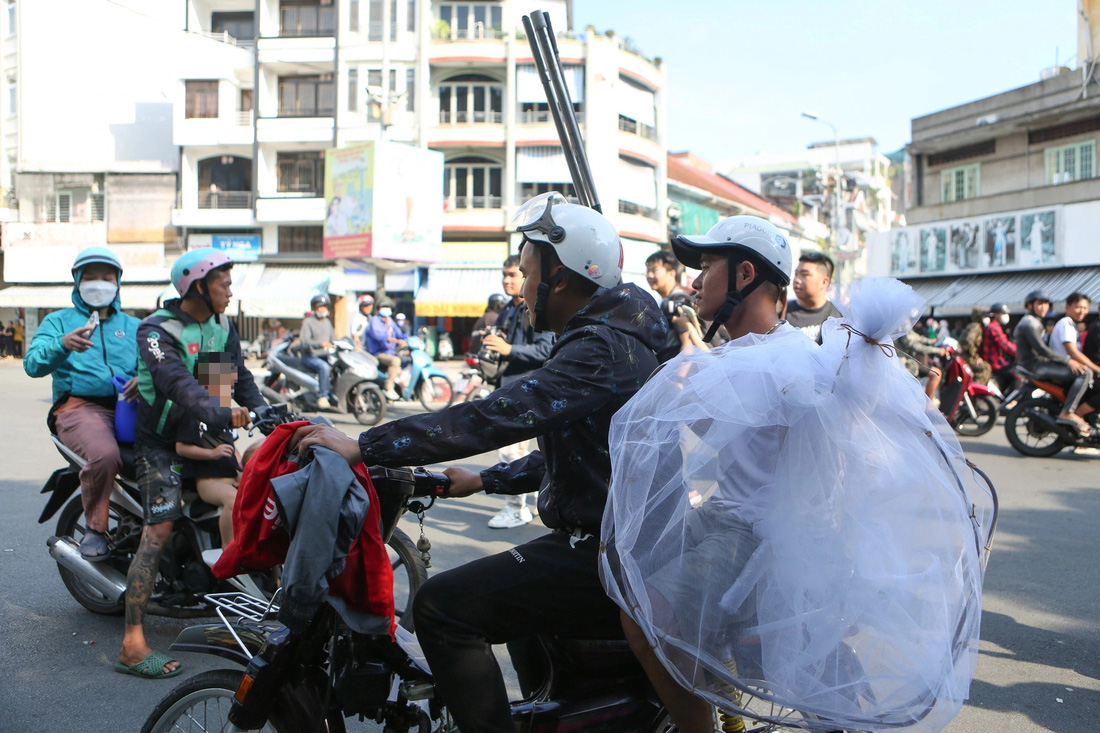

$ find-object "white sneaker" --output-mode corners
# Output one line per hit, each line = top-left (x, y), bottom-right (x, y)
(201, 548), (223, 568)
(385, 389), (401, 401)
(488, 506), (533, 529)
(316, 396), (331, 409)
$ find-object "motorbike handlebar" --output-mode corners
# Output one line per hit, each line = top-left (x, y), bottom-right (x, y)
(248, 403), (302, 437)
(411, 466), (452, 498)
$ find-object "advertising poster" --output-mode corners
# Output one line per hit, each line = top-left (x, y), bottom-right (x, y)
(323, 144), (375, 259)
(890, 230), (918, 274)
(948, 221), (982, 270)
(371, 142), (444, 262)
(1019, 210), (1056, 266)
(919, 227), (946, 273)
(983, 215), (1016, 268)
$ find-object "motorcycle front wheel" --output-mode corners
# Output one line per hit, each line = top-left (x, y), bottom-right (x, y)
(418, 374), (454, 412)
(140, 669), (345, 733)
(1005, 396), (1067, 457)
(953, 394), (999, 437)
(56, 496), (140, 615)
(388, 527), (428, 631)
(351, 381), (387, 425)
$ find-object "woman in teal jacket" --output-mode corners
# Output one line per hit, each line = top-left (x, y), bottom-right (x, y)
(24, 247), (140, 560)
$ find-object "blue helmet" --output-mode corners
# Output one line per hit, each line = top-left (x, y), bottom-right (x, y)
(71, 247), (122, 281)
(171, 248), (234, 296)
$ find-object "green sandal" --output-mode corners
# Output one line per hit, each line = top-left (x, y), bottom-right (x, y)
(114, 651), (182, 679)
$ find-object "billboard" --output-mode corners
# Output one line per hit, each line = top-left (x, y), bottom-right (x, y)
(190, 233), (261, 262)
(323, 141), (443, 263)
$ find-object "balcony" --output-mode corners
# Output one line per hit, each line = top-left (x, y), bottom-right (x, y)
(173, 191), (256, 228)
(255, 196), (326, 223)
(442, 202), (506, 232)
(256, 115), (334, 143)
(906, 177), (1100, 225)
(426, 123), (505, 148)
(1, 221), (106, 247)
(176, 112), (254, 147)
(257, 36), (335, 65)
(614, 207), (665, 244)
(618, 116), (658, 142)
(428, 36), (507, 67)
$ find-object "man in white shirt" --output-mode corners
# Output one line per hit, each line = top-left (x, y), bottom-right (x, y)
(1050, 292), (1099, 426)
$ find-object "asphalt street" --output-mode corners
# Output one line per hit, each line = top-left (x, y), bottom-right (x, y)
(0, 358), (1097, 732)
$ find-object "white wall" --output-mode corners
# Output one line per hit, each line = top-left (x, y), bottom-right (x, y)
(16, 0), (227, 173)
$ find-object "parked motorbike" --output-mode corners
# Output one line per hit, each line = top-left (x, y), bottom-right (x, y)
(938, 347), (999, 436)
(395, 335), (455, 412)
(454, 354), (495, 403)
(1003, 367), (1100, 456)
(262, 337), (387, 426)
(40, 405), (297, 617)
(140, 466), (843, 733)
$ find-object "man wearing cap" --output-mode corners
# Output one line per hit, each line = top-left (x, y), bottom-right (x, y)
(25, 248), (140, 561)
(366, 297), (408, 400)
(1014, 290), (1093, 433)
(351, 294), (374, 352)
(301, 294), (336, 409)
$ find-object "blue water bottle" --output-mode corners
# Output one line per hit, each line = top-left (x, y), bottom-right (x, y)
(112, 375), (137, 444)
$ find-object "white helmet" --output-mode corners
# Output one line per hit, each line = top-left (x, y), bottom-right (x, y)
(511, 192), (623, 287)
(672, 215), (792, 287)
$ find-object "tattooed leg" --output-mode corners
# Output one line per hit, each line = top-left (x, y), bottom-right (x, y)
(119, 522), (179, 674)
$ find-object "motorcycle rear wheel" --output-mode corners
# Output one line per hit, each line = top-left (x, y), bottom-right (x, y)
(140, 668), (345, 733)
(953, 394), (999, 437)
(418, 374), (454, 412)
(56, 496), (138, 615)
(352, 382), (387, 425)
(1005, 396), (1067, 457)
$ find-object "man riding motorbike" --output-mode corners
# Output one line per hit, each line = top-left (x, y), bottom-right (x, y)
(117, 248), (265, 679)
(290, 192), (666, 733)
(300, 294), (337, 409)
(24, 247), (140, 561)
(365, 296), (408, 400)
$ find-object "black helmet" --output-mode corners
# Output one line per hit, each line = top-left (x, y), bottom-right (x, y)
(310, 294), (331, 310)
(990, 303), (1009, 314)
(1025, 290), (1051, 307)
(488, 293), (506, 311)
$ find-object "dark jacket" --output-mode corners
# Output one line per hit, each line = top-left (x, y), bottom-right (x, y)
(494, 298), (554, 384)
(135, 300), (265, 448)
(1013, 313), (1070, 370)
(358, 283), (665, 535)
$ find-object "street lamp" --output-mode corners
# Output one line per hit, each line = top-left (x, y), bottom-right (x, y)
(801, 111), (845, 283)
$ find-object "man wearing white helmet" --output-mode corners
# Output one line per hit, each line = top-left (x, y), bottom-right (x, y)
(289, 192), (666, 732)
(602, 215), (802, 733)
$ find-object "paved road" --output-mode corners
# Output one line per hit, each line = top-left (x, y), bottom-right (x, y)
(0, 358), (1097, 732)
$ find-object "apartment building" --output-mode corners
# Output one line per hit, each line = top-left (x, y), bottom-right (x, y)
(865, 1), (1100, 316)
(171, 0), (668, 345)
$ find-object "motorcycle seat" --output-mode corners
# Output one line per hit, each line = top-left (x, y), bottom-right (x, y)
(117, 442), (137, 481)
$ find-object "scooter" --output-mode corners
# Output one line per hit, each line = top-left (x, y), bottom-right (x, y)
(39, 405), (296, 617)
(454, 354), (495, 403)
(262, 337), (387, 426)
(140, 466), (857, 733)
(1003, 368), (1100, 457)
(395, 335), (455, 412)
(938, 347), (1000, 436)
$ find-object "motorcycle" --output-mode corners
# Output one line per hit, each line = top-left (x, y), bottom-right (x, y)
(40, 405), (297, 617)
(454, 354), (495, 403)
(140, 466), (845, 733)
(395, 335), (455, 412)
(1003, 367), (1100, 456)
(938, 347), (1000, 436)
(262, 337), (387, 426)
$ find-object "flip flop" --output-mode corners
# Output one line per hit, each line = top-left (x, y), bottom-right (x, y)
(1056, 417), (1092, 436)
(114, 651), (182, 679)
(78, 530), (110, 563)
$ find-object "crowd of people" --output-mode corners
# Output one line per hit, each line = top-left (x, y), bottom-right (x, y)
(19, 195), (998, 733)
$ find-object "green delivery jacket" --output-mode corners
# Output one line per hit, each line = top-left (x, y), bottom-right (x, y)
(135, 299), (264, 449)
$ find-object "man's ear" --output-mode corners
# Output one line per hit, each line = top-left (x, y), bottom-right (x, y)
(551, 265), (569, 294)
(737, 260), (756, 289)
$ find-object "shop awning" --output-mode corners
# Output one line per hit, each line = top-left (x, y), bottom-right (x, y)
(415, 267), (502, 318)
(903, 266), (1100, 317)
(235, 264), (335, 319)
(0, 283), (172, 311)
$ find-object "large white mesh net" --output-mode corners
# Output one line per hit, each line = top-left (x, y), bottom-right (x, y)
(600, 278), (995, 732)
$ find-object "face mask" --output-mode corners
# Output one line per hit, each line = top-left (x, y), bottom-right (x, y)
(999, 313), (1010, 325)
(379, 307), (392, 318)
(79, 280), (118, 308)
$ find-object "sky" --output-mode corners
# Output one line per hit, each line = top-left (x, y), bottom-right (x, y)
(573, 0), (1079, 167)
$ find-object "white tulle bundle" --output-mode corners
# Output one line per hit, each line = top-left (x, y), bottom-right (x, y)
(600, 278), (995, 732)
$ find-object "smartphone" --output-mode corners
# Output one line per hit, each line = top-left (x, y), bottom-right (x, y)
(84, 311), (99, 333)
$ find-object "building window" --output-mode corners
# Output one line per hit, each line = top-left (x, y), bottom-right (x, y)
(1046, 140), (1096, 185)
(278, 75), (335, 117)
(939, 164), (980, 203)
(407, 0), (416, 32)
(445, 156), (502, 209)
(436, 2), (502, 39)
(348, 68), (358, 112)
(349, 0), (359, 31)
(198, 156), (253, 207)
(7, 81), (14, 115)
(279, 0), (335, 37)
(185, 80), (219, 119)
(278, 225), (323, 256)
(390, 0), (398, 39)
(368, 0), (382, 40)
(211, 11), (255, 44)
(519, 182), (577, 202)
(406, 68), (415, 112)
(277, 151), (324, 194)
(439, 74), (503, 124)
(56, 192), (71, 223)
(7, 0), (15, 34)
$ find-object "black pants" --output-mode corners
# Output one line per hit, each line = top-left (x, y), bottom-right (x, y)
(1030, 362), (1093, 414)
(412, 530), (623, 733)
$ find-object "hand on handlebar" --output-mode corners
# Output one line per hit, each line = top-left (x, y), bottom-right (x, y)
(441, 466), (483, 498)
(230, 406), (252, 429)
(289, 423), (364, 465)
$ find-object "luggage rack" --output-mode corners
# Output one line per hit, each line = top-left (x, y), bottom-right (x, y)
(204, 589), (283, 660)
